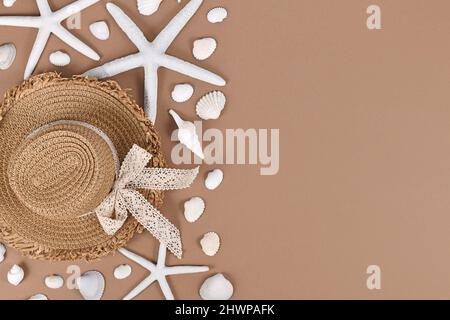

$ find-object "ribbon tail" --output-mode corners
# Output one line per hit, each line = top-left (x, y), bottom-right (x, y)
(122, 189), (183, 258)
(128, 166), (200, 190)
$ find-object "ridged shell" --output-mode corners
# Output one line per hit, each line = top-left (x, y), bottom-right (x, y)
(49, 51), (71, 67)
(200, 231), (221, 256)
(196, 91), (226, 120)
(76, 271), (105, 300)
(199, 273), (233, 300)
(0, 43), (16, 70)
(207, 7), (228, 23)
(137, 0), (162, 16)
(193, 37), (217, 61)
(184, 197), (205, 223)
(7, 264), (24, 286)
(89, 21), (110, 40)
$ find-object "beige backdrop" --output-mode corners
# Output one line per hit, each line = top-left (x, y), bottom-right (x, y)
(1, 0), (450, 300)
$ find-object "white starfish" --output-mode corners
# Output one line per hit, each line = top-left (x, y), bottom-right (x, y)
(119, 243), (209, 300)
(84, 0), (226, 124)
(0, 0), (100, 79)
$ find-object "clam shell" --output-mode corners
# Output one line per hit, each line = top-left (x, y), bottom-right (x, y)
(49, 51), (71, 67)
(207, 7), (228, 24)
(28, 293), (48, 300)
(0, 43), (16, 70)
(45, 275), (64, 289)
(3, 0), (16, 8)
(200, 232), (221, 256)
(113, 264), (132, 280)
(193, 37), (217, 61)
(205, 169), (223, 190)
(171, 83), (194, 103)
(76, 271), (105, 300)
(137, 0), (162, 16)
(0, 242), (5, 263)
(184, 197), (205, 223)
(7, 264), (24, 286)
(196, 91), (226, 120)
(199, 273), (233, 300)
(89, 21), (110, 40)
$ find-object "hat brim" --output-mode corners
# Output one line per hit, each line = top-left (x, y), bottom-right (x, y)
(0, 72), (165, 261)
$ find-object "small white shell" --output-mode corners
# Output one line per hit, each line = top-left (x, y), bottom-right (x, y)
(114, 264), (132, 280)
(207, 7), (228, 23)
(0, 43), (16, 70)
(196, 91), (226, 120)
(89, 21), (110, 40)
(193, 37), (217, 61)
(28, 293), (48, 300)
(169, 109), (204, 159)
(199, 273), (233, 300)
(184, 197), (205, 223)
(3, 0), (16, 8)
(45, 275), (64, 289)
(7, 264), (24, 286)
(0, 242), (5, 263)
(76, 271), (105, 300)
(171, 83), (194, 103)
(137, 0), (162, 16)
(49, 51), (70, 67)
(200, 232), (220, 256)
(205, 169), (223, 190)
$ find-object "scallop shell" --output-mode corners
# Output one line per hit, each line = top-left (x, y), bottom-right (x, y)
(171, 83), (194, 103)
(0, 43), (16, 70)
(28, 293), (48, 300)
(7, 264), (24, 286)
(196, 91), (226, 120)
(114, 264), (132, 280)
(137, 0), (162, 16)
(0, 242), (5, 263)
(199, 273), (234, 300)
(45, 275), (64, 289)
(49, 51), (70, 67)
(207, 7), (228, 24)
(89, 21), (110, 40)
(169, 109), (204, 159)
(193, 37), (217, 61)
(200, 231), (221, 256)
(76, 271), (105, 300)
(205, 169), (223, 190)
(3, 0), (16, 8)
(184, 197), (205, 223)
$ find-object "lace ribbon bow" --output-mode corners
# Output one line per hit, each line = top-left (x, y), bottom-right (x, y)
(94, 144), (199, 258)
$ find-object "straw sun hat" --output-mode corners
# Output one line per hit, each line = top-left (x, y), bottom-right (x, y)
(0, 72), (192, 261)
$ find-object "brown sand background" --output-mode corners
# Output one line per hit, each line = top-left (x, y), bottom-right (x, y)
(1, 0), (450, 299)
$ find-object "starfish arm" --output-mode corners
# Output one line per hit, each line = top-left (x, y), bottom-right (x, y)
(159, 54), (226, 86)
(55, 0), (100, 21)
(118, 248), (156, 271)
(24, 28), (51, 79)
(52, 25), (100, 61)
(36, 0), (52, 15)
(156, 243), (167, 268)
(158, 276), (175, 300)
(106, 3), (149, 52)
(165, 265), (210, 276)
(144, 64), (159, 124)
(153, 0), (203, 53)
(83, 53), (143, 79)
(123, 274), (157, 300)
(0, 16), (40, 28)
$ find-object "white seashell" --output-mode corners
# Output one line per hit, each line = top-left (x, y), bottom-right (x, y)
(169, 109), (204, 159)
(113, 264), (132, 280)
(137, 0), (162, 16)
(193, 37), (217, 61)
(184, 197), (205, 223)
(171, 83), (194, 103)
(196, 91), (226, 120)
(207, 7), (228, 24)
(28, 293), (48, 300)
(3, 0), (16, 8)
(0, 43), (16, 70)
(199, 273), (233, 300)
(89, 21), (110, 40)
(7, 264), (24, 286)
(205, 169), (223, 190)
(200, 232), (221, 256)
(49, 51), (71, 67)
(45, 275), (64, 289)
(76, 271), (105, 300)
(0, 242), (5, 263)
